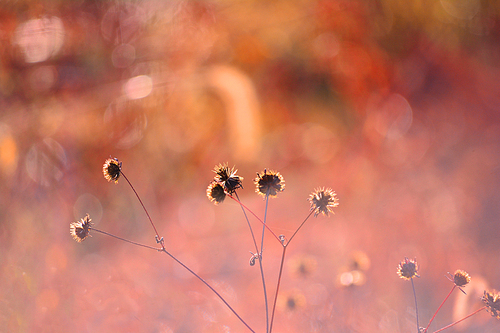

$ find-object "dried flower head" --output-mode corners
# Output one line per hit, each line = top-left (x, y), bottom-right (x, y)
(213, 163), (243, 194)
(254, 169), (285, 198)
(207, 181), (226, 205)
(453, 270), (471, 287)
(308, 187), (338, 217)
(397, 257), (419, 280)
(70, 214), (92, 242)
(103, 158), (122, 183)
(482, 290), (500, 319)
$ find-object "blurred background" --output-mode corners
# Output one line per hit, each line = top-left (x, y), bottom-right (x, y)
(1, 0), (500, 332)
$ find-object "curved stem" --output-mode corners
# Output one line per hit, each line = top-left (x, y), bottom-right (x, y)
(423, 285), (455, 332)
(160, 248), (255, 333)
(92, 228), (162, 251)
(411, 277), (420, 332)
(121, 171), (165, 249)
(269, 245), (287, 333)
(91, 227), (255, 332)
(430, 306), (486, 333)
(287, 210), (314, 245)
(228, 194), (280, 242)
(235, 192), (269, 333)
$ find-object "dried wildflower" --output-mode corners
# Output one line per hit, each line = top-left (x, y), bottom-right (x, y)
(453, 270), (471, 287)
(308, 187), (338, 217)
(254, 169), (284, 198)
(397, 257), (419, 280)
(207, 181), (226, 205)
(103, 158), (122, 183)
(70, 214), (92, 242)
(213, 163), (243, 194)
(482, 290), (500, 319)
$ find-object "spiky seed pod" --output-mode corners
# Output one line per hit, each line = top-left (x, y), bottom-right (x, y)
(213, 163), (243, 194)
(308, 187), (338, 217)
(103, 158), (122, 183)
(482, 290), (500, 319)
(70, 214), (92, 242)
(207, 181), (226, 205)
(453, 270), (471, 287)
(397, 257), (420, 280)
(254, 169), (285, 198)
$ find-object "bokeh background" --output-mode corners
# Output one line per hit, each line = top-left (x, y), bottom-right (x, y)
(1, 0), (500, 332)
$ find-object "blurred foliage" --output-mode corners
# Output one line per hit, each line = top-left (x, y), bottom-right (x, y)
(1, 0), (500, 332)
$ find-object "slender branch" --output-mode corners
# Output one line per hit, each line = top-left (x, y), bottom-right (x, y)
(259, 189), (270, 333)
(430, 306), (486, 333)
(92, 228), (162, 251)
(411, 277), (420, 333)
(235, 192), (269, 333)
(260, 189), (270, 254)
(121, 171), (165, 249)
(269, 245), (287, 333)
(228, 194), (280, 242)
(91, 227), (255, 333)
(423, 285), (456, 332)
(287, 210), (314, 245)
(160, 248), (256, 333)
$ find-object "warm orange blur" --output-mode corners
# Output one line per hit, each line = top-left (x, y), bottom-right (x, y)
(1, 0), (500, 332)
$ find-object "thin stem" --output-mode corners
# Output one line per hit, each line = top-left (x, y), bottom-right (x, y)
(430, 306), (486, 333)
(228, 194), (280, 242)
(121, 171), (165, 249)
(287, 210), (314, 245)
(260, 190), (270, 254)
(423, 285), (456, 333)
(160, 248), (256, 333)
(91, 227), (255, 333)
(268, 210), (316, 332)
(269, 245), (287, 333)
(92, 228), (162, 251)
(259, 191), (270, 333)
(411, 277), (420, 332)
(235, 192), (269, 333)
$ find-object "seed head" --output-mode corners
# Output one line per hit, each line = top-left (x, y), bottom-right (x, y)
(453, 270), (471, 287)
(207, 181), (226, 205)
(397, 257), (419, 280)
(254, 169), (285, 198)
(70, 214), (92, 242)
(213, 163), (243, 194)
(103, 158), (122, 183)
(482, 290), (500, 319)
(308, 187), (338, 217)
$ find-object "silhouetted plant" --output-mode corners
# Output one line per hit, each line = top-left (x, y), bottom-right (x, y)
(397, 257), (499, 333)
(71, 158), (338, 332)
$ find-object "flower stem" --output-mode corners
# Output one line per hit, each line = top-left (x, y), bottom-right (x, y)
(92, 228), (162, 251)
(160, 248), (256, 333)
(411, 277), (420, 332)
(121, 171), (165, 249)
(91, 227), (255, 333)
(269, 245), (287, 333)
(228, 194), (280, 242)
(287, 210), (314, 245)
(235, 192), (269, 333)
(423, 285), (456, 332)
(430, 306), (486, 333)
